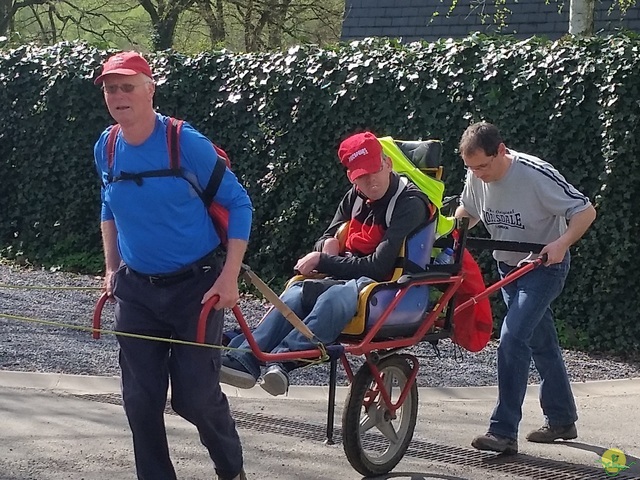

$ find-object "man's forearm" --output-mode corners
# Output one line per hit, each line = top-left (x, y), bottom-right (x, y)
(219, 238), (248, 279)
(454, 205), (480, 229)
(101, 220), (121, 272)
(559, 205), (597, 248)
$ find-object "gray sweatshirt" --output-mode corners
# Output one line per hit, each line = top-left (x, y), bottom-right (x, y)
(460, 149), (592, 266)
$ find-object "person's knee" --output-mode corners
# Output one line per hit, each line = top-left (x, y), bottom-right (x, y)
(324, 281), (359, 313)
(531, 340), (562, 358)
(227, 332), (247, 348)
(281, 282), (304, 302)
(123, 391), (165, 424)
(171, 389), (219, 423)
(170, 394), (190, 419)
(498, 328), (530, 353)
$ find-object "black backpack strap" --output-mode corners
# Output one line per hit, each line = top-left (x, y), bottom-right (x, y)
(111, 169), (183, 186)
(202, 157), (227, 206)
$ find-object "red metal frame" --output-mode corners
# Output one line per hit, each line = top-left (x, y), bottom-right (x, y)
(92, 292), (109, 339)
(454, 258), (542, 315)
(365, 354), (419, 417)
(197, 274), (465, 358)
(92, 257), (544, 414)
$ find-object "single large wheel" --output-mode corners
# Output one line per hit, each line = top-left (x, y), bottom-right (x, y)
(342, 354), (418, 477)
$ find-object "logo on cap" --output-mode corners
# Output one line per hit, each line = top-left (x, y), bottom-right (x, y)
(348, 147), (369, 163)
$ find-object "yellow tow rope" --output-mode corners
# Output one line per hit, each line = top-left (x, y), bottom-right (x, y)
(0, 280), (330, 367)
(0, 283), (101, 291)
(0, 312), (223, 348)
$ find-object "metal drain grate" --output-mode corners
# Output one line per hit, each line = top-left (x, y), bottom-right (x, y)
(400, 438), (639, 480)
(74, 393), (640, 480)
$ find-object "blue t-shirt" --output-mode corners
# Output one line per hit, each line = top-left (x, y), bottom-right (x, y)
(94, 114), (252, 274)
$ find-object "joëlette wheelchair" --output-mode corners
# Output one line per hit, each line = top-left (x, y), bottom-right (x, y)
(93, 138), (546, 478)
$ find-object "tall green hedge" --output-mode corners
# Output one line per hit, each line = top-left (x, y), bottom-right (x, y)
(1, 36), (639, 353)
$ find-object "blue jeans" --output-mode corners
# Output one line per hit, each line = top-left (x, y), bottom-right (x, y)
(489, 253), (578, 440)
(227, 277), (372, 379)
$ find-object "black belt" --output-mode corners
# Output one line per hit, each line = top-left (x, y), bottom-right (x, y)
(131, 250), (222, 287)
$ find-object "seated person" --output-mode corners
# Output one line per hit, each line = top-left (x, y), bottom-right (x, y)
(220, 131), (435, 396)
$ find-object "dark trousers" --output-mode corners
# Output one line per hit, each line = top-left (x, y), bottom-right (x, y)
(113, 262), (243, 480)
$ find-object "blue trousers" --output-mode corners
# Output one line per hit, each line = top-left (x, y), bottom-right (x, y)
(228, 278), (371, 379)
(114, 264), (243, 480)
(489, 253), (578, 440)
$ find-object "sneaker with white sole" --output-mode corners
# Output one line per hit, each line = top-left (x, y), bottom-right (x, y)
(260, 364), (289, 396)
(220, 356), (257, 389)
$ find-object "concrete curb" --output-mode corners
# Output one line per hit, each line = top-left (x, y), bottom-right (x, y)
(1, 370), (638, 402)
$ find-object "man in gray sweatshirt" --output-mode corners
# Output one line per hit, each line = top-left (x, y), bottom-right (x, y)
(455, 122), (596, 454)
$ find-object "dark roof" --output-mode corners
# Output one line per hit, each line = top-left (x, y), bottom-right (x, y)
(341, 0), (640, 42)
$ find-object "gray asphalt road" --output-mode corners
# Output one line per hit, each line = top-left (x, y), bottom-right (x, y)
(1, 372), (639, 480)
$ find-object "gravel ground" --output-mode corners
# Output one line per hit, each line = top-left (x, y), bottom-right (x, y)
(1, 261), (639, 388)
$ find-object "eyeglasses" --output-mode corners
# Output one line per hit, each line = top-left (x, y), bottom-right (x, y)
(102, 83), (147, 94)
(465, 154), (497, 172)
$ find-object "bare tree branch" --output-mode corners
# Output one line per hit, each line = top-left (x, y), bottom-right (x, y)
(1, 0), (54, 36)
(4, 0), (343, 52)
(225, 0), (341, 51)
(193, 0), (225, 45)
(27, 3), (50, 43)
(137, 0), (160, 25)
(42, 0), (139, 47)
(46, 3), (58, 43)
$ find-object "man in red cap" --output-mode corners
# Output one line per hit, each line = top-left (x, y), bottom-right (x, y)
(220, 131), (435, 396)
(93, 51), (251, 480)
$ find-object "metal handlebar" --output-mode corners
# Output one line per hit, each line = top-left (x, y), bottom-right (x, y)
(197, 295), (220, 344)
(92, 292), (110, 339)
(454, 255), (545, 315)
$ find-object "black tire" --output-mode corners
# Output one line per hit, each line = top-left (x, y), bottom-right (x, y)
(342, 354), (418, 477)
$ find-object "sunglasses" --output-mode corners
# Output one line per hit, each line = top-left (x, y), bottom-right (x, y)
(102, 83), (147, 94)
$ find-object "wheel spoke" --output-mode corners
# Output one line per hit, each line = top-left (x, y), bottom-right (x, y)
(382, 371), (393, 398)
(359, 409), (377, 434)
(377, 418), (399, 444)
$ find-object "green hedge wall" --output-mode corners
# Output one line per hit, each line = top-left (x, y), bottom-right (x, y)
(1, 36), (639, 353)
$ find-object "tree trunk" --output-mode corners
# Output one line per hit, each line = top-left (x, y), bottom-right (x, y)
(197, 0), (225, 46)
(266, 0), (292, 49)
(569, 0), (594, 35)
(138, 0), (195, 51)
(0, 0), (10, 37)
(153, 13), (179, 50)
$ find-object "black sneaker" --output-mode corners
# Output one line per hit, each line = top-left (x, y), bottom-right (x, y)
(471, 432), (518, 454)
(526, 423), (577, 443)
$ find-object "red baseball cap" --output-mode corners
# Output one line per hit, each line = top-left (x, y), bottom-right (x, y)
(94, 51), (153, 85)
(338, 132), (383, 181)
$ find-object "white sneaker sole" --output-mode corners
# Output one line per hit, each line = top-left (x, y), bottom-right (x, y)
(220, 365), (256, 389)
(260, 370), (288, 396)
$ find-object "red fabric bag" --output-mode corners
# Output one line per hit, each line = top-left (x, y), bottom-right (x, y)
(451, 248), (493, 352)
